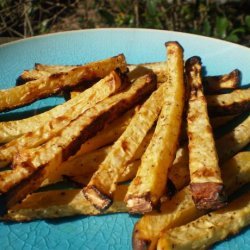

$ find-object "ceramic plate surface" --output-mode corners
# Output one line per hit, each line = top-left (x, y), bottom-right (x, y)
(0, 29), (249, 250)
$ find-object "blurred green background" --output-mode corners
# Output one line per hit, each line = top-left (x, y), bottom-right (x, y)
(0, 0), (249, 46)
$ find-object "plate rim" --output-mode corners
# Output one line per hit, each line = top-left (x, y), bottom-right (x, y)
(0, 28), (249, 52)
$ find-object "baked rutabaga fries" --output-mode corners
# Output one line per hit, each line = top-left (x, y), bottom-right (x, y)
(0, 74), (156, 213)
(186, 56), (226, 210)
(0, 54), (127, 112)
(0, 70), (123, 167)
(125, 41), (185, 213)
(132, 151), (250, 250)
(83, 75), (163, 210)
(157, 191), (250, 250)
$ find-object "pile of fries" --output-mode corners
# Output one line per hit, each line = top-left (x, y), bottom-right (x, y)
(0, 41), (250, 250)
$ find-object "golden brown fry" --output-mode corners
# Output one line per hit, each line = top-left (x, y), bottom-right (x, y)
(0, 71), (123, 167)
(133, 151), (250, 250)
(186, 56), (226, 210)
(125, 41), (185, 213)
(4, 185), (128, 221)
(0, 74), (156, 213)
(204, 69), (240, 93)
(83, 78), (163, 210)
(0, 54), (127, 112)
(157, 191), (250, 250)
(207, 88), (250, 116)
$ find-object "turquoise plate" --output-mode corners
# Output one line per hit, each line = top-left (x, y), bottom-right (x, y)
(0, 29), (249, 250)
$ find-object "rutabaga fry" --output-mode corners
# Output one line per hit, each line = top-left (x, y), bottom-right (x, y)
(203, 69), (240, 93)
(125, 41), (185, 213)
(157, 191), (250, 250)
(133, 151), (250, 250)
(0, 54), (127, 112)
(83, 76), (164, 210)
(207, 88), (250, 116)
(186, 56), (226, 210)
(0, 70), (123, 167)
(0, 74), (156, 213)
(4, 185), (128, 222)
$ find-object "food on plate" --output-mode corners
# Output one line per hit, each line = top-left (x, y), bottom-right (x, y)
(207, 88), (250, 116)
(132, 151), (250, 250)
(0, 70), (123, 167)
(168, 114), (250, 191)
(203, 69), (240, 93)
(0, 74), (156, 213)
(4, 185), (128, 221)
(0, 54), (126, 112)
(125, 42), (185, 213)
(157, 191), (250, 250)
(0, 41), (249, 250)
(186, 56), (226, 210)
(83, 75), (164, 210)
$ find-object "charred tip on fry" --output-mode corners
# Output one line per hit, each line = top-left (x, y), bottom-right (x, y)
(186, 56), (202, 67)
(83, 186), (112, 211)
(164, 41), (184, 51)
(190, 182), (227, 210)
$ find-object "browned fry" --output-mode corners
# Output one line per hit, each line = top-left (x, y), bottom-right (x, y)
(125, 42), (185, 213)
(204, 69), (240, 93)
(4, 185), (128, 221)
(207, 88), (250, 116)
(0, 54), (127, 112)
(186, 56), (226, 210)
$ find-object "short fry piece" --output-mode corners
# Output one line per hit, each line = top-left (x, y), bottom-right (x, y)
(204, 69), (240, 93)
(186, 56), (226, 210)
(157, 191), (250, 250)
(125, 41), (185, 213)
(133, 151), (250, 250)
(83, 76), (163, 210)
(207, 88), (250, 116)
(0, 54), (126, 112)
(4, 185), (128, 221)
